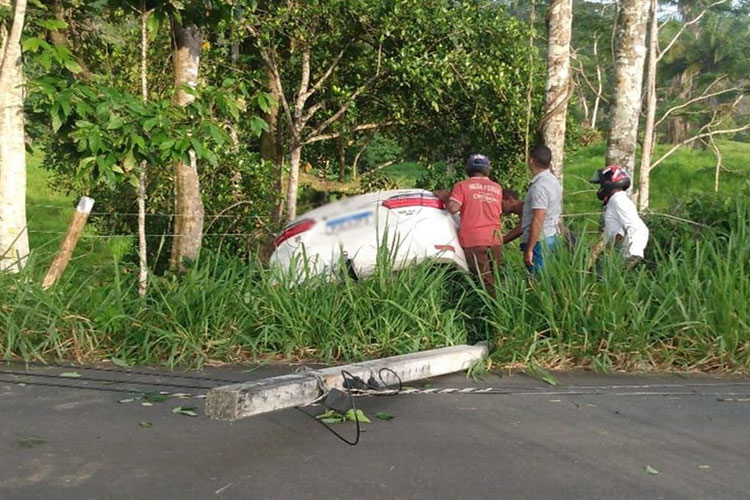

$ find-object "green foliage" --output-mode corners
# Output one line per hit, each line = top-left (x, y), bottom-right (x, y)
(647, 185), (750, 246)
(414, 163), (464, 192)
(361, 134), (404, 172)
(27, 77), (238, 190)
(317, 409), (371, 424)
(357, 171), (400, 193)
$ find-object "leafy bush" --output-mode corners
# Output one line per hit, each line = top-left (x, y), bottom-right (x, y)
(361, 134), (405, 172)
(358, 171), (401, 193)
(646, 190), (750, 254)
(415, 163), (464, 192)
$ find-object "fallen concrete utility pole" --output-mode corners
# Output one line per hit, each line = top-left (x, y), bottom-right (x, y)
(206, 343), (488, 421)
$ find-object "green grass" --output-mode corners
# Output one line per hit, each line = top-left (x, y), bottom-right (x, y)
(2, 202), (749, 372)
(1, 249), (471, 366)
(481, 205), (750, 372)
(380, 161), (428, 188)
(7, 142), (750, 372)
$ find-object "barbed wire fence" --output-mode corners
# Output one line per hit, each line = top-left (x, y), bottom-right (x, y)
(24, 202), (711, 241)
(25, 202), (277, 241)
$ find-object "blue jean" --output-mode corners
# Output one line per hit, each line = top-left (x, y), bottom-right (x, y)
(520, 236), (558, 274)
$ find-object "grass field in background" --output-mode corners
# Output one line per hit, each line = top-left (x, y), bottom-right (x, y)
(563, 140), (750, 216)
(380, 161), (425, 188)
(25, 153), (131, 276)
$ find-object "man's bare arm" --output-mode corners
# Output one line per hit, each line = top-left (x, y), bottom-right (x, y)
(503, 222), (523, 244)
(444, 200), (461, 214)
(524, 209), (546, 267)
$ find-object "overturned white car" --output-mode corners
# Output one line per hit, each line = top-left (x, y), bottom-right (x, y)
(270, 189), (468, 280)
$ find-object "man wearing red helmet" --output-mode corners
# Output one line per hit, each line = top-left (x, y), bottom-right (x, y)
(589, 166), (649, 266)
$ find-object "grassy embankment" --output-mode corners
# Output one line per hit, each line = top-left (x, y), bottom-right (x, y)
(2, 142), (749, 371)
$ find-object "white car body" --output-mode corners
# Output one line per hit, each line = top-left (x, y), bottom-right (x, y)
(270, 189), (468, 280)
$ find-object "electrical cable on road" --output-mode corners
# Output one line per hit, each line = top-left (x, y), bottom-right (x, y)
(294, 370), (750, 446)
(0, 368), (217, 391)
(0, 377), (207, 399)
(2, 358), (243, 384)
(295, 368), (404, 447)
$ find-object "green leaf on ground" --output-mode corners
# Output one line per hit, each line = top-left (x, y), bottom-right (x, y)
(59, 372), (81, 378)
(139, 421), (153, 428)
(172, 406), (198, 417)
(143, 393), (169, 403)
(375, 412), (395, 421)
(316, 409), (346, 424)
(345, 409), (371, 423)
(527, 363), (559, 386)
(645, 465), (660, 475)
(17, 437), (46, 448)
(110, 357), (130, 368)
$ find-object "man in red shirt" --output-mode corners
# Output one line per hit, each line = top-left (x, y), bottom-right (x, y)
(435, 154), (503, 287)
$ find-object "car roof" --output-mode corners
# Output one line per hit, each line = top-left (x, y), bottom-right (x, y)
(290, 188), (431, 223)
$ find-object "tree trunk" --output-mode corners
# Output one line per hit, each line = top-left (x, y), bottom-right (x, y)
(338, 137), (346, 182)
(49, 0), (92, 80)
(0, 0), (29, 272)
(578, 82), (590, 125)
(137, 3), (149, 296)
(636, 0), (658, 211)
(591, 38), (602, 129)
(605, 0), (650, 173)
(170, 20), (205, 272)
(541, 0), (573, 182)
(665, 70), (695, 144)
(260, 67), (283, 224)
(524, 0), (537, 165)
(286, 142), (302, 223)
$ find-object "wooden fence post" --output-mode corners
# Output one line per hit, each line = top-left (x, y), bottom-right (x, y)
(42, 196), (95, 289)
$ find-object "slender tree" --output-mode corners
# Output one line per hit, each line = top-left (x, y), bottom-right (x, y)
(137, 0), (150, 295)
(0, 0), (29, 272)
(259, 66), (283, 223)
(605, 0), (650, 174)
(636, 0), (658, 210)
(541, 0), (573, 180)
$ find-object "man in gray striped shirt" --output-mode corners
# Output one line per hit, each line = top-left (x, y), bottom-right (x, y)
(521, 144), (563, 272)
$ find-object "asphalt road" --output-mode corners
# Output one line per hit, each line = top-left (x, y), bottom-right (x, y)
(2, 363), (750, 500)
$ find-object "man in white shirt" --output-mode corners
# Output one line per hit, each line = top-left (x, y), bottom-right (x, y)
(589, 166), (649, 266)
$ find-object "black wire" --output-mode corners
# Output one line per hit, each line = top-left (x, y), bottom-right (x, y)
(0, 369), (214, 391)
(377, 367), (403, 393)
(296, 370), (404, 446)
(2, 359), (242, 384)
(0, 377), (209, 397)
(296, 370), (362, 446)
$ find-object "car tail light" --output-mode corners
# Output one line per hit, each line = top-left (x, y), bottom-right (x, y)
(274, 219), (316, 247)
(382, 194), (444, 210)
(434, 245), (455, 252)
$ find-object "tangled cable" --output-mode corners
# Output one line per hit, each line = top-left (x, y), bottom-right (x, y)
(296, 368), (403, 446)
